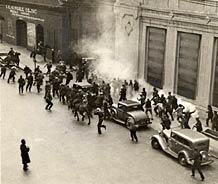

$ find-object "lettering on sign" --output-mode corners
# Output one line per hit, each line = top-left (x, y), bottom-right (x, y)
(6, 5), (44, 22)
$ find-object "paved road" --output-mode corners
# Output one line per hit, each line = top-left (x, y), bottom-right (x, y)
(1, 42), (218, 184)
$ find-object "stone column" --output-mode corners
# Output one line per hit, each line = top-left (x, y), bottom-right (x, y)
(196, 33), (214, 108)
(163, 26), (177, 93)
(114, 1), (140, 79)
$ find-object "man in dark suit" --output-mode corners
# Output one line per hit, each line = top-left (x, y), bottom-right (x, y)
(20, 139), (30, 171)
(191, 148), (205, 181)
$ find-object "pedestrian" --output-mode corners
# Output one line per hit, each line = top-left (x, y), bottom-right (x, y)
(65, 71), (73, 85)
(161, 113), (171, 130)
(18, 75), (25, 94)
(0, 64), (7, 79)
(26, 73), (34, 92)
(145, 99), (153, 120)
(212, 111), (218, 131)
(119, 84), (127, 101)
(51, 49), (55, 63)
(175, 104), (185, 123)
(23, 65), (32, 78)
(45, 92), (53, 110)
(35, 75), (43, 93)
(141, 88), (147, 99)
(165, 100), (174, 121)
(44, 81), (51, 99)
(206, 105), (213, 127)
(193, 118), (203, 133)
(167, 92), (173, 104)
(128, 121), (139, 142)
(128, 79), (133, 97)
(20, 139), (30, 171)
(172, 95), (178, 111)
(52, 77), (60, 97)
(44, 62), (52, 75)
(95, 108), (106, 135)
(191, 148), (205, 181)
(7, 68), (16, 83)
(137, 93), (146, 111)
(103, 101), (110, 120)
(8, 47), (15, 57)
(133, 80), (139, 92)
(182, 110), (195, 129)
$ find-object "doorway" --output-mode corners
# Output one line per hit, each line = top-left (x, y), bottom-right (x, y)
(16, 20), (27, 47)
(36, 24), (44, 45)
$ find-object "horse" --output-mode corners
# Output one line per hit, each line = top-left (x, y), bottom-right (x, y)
(34, 44), (51, 62)
(72, 98), (91, 125)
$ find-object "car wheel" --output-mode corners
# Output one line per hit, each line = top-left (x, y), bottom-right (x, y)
(111, 109), (116, 118)
(151, 138), (161, 149)
(178, 154), (188, 166)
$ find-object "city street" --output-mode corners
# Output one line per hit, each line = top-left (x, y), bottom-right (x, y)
(1, 42), (218, 184)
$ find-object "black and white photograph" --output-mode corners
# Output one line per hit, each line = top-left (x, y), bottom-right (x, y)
(0, 0), (218, 183)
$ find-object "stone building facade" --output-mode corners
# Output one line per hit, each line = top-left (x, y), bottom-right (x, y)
(0, 0), (115, 61)
(114, 0), (218, 109)
(0, 0), (69, 59)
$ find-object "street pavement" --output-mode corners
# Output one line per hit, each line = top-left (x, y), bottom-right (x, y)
(1, 42), (218, 184)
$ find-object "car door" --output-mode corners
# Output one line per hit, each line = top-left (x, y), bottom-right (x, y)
(168, 132), (181, 154)
(117, 104), (126, 122)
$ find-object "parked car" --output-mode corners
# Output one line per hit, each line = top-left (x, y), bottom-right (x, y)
(110, 100), (151, 128)
(151, 128), (213, 166)
(73, 82), (93, 92)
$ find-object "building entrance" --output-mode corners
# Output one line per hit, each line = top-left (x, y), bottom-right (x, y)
(16, 20), (27, 47)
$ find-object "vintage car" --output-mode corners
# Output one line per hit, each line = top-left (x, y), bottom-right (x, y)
(110, 100), (151, 128)
(72, 82), (93, 92)
(151, 129), (213, 166)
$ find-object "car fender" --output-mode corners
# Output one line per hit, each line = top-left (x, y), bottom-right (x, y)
(178, 151), (192, 165)
(151, 135), (168, 150)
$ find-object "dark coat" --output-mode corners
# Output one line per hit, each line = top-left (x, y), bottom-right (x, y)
(20, 144), (30, 164)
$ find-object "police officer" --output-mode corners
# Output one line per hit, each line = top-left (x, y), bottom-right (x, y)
(95, 108), (106, 135)
(18, 75), (25, 94)
(191, 148), (205, 181)
(0, 64), (7, 79)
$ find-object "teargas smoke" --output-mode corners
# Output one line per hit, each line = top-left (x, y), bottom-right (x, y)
(72, 2), (199, 115)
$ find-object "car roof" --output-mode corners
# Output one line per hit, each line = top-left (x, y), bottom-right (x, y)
(118, 100), (140, 107)
(172, 129), (209, 143)
(73, 82), (92, 88)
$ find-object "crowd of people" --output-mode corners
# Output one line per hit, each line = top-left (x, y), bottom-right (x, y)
(1, 47), (218, 135)
(1, 47), (218, 179)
